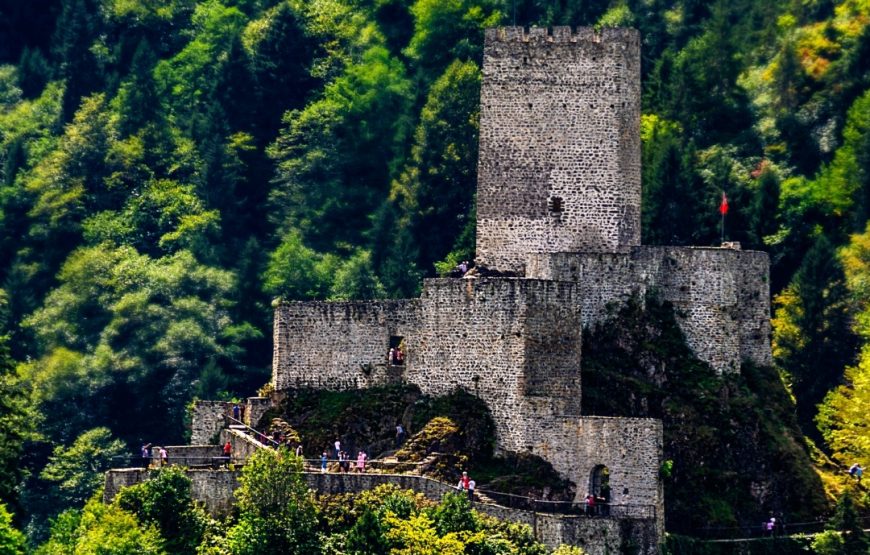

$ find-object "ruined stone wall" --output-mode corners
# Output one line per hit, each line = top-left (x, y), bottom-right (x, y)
(105, 468), (658, 552)
(476, 26), (642, 273)
(272, 300), (421, 390)
(190, 401), (233, 445)
(535, 515), (658, 555)
(406, 278), (583, 452)
(736, 251), (773, 366)
(528, 415), (663, 537)
(526, 246), (772, 373)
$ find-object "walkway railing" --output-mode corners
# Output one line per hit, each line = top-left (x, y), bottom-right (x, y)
(225, 415), (281, 448)
(476, 488), (655, 518)
(687, 514), (870, 540)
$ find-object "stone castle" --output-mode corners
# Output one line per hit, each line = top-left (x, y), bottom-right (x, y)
(269, 26), (772, 543)
(147, 25), (775, 553)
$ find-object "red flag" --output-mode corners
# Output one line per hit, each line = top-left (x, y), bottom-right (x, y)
(719, 192), (729, 215)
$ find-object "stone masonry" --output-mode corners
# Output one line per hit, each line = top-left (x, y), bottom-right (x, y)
(265, 25), (776, 550)
(476, 27), (642, 272)
(105, 469), (658, 554)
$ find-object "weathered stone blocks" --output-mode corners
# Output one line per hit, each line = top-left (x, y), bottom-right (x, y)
(476, 27), (642, 273)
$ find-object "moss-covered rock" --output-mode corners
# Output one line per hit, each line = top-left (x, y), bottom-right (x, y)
(582, 294), (829, 532)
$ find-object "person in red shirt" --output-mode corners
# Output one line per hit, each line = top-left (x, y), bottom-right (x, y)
(223, 441), (232, 467)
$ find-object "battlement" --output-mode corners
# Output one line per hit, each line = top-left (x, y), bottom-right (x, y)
(484, 26), (640, 46)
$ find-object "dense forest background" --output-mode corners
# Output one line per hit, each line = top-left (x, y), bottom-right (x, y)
(2, 0), (870, 546)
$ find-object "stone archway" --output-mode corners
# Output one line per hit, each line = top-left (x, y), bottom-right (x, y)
(589, 464), (611, 516)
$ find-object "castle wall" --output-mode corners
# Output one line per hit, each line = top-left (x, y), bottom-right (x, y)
(272, 300), (421, 390)
(190, 401), (233, 445)
(526, 246), (772, 373)
(475, 27), (642, 273)
(528, 415), (663, 537)
(105, 468), (658, 553)
(406, 278), (583, 452)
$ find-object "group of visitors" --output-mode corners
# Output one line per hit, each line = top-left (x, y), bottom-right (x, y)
(388, 347), (405, 365)
(319, 446), (368, 473)
(451, 260), (471, 276)
(584, 493), (607, 517)
(457, 471), (476, 505)
(140, 443), (168, 468)
(231, 403), (245, 424)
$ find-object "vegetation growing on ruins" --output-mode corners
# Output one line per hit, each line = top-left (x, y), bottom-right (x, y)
(37, 451), (563, 554)
(582, 295), (831, 531)
(268, 385), (573, 500)
(2, 0), (870, 547)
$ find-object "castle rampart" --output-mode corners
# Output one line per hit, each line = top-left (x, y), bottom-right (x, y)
(525, 246), (772, 373)
(272, 299), (421, 391)
(407, 278), (583, 449)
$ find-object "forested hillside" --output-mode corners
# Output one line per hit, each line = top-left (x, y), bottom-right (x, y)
(2, 0), (870, 545)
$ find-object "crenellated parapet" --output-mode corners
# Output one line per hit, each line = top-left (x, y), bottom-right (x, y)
(484, 26), (640, 45)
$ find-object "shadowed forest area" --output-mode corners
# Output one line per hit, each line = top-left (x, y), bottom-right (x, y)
(2, 0), (870, 551)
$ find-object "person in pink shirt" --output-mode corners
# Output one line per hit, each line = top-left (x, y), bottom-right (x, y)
(356, 450), (367, 472)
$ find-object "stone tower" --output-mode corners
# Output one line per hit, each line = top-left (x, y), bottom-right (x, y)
(475, 27), (642, 273)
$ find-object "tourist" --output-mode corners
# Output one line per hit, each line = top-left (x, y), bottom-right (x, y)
(223, 441), (232, 467)
(468, 477), (476, 505)
(396, 423), (405, 447)
(457, 471), (470, 493)
(321, 451), (328, 473)
(232, 403), (240, 422)
(356, 450), (367, 473)
(389, 347), (396, 365)
(585, 494), (596, 517)
(140, 443), (151, 468)
(765, 517), (776, 537)
(334, 439), (341, 459)
(849, 463), (863, 483)
(159, 446), (168, 467)
(296, 444), (303, 458)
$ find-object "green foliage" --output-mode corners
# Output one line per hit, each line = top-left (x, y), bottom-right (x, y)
(826, 491), (869, 554)
(114, 467), (209, 555)
(427, 492), (477, 536)
(345, 508), (389, 554)
(19, 244), (248, 443)
(328, 249), (386, 300)
(40, 428), (126, 510)
(38, 497), (166, 555)
(0, 328), (32, 506)
(582, 295), (827, 531)
(0, 502), (25, 555)
(772, 234), (858, 436)
(386, 59), (481, 279)
(227, 447), (320, 554)
(404, 0), (500, 78)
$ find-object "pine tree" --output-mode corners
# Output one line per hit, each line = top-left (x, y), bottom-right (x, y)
(55, 0), (100, 123)
(773, 235), (859, 437)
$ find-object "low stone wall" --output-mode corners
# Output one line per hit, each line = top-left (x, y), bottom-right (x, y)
(104, 469), (658, 552)
(188, 469), (241, 516)
(104, 468), (148, 503)
(165, 445), (225, 467)
(220, 428), (270, 463)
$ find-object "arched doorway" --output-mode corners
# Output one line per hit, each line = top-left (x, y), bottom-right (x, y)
(588, 465), (611, 516)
